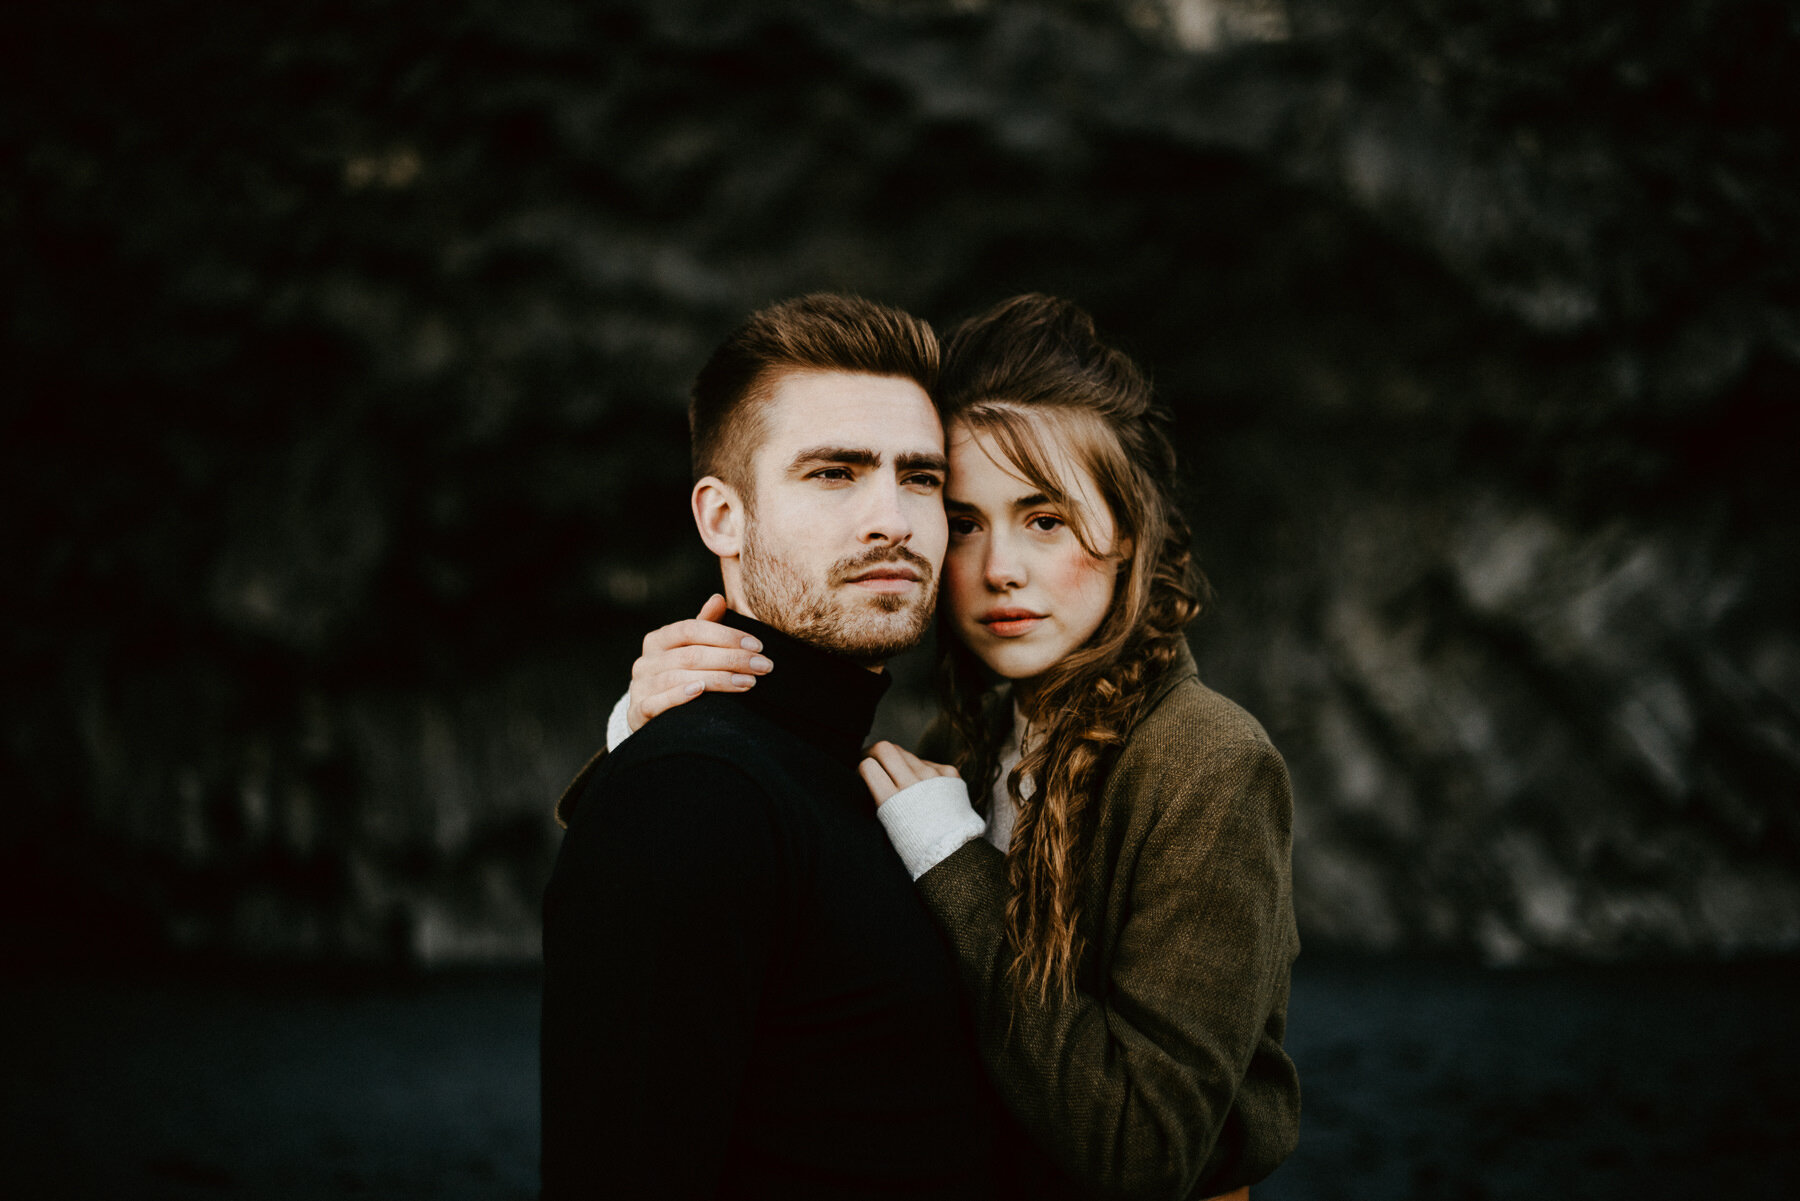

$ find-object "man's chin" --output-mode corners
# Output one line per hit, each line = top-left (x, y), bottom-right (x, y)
(857, 589), (916, 615)
(820, 598), (933, 662)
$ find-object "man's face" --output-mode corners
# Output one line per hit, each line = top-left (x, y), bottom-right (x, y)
(734, 370), (948, 666)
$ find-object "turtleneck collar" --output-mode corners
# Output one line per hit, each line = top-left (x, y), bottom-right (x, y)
(721, 609), (892, 765)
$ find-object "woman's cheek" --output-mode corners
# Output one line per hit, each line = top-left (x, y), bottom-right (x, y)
(942, 550), (981, 618)
(1056, 550), (1116, 637)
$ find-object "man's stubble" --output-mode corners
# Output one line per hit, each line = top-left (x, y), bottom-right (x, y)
(738, 520), (938, 667)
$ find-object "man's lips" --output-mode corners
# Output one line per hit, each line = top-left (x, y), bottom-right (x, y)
(978, 608), (1045, 636)
(847, 566), (922, 593)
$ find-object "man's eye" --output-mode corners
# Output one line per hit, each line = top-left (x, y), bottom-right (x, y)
(948, 517), (978, 536)
(812, 467), (853, 481)
(905, 473), (945, 489)
(1028, 514), (1063, 532)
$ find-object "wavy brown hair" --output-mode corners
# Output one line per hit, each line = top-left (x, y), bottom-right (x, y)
(936, 295), (1209, 1004)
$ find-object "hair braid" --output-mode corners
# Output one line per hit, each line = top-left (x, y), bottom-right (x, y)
(935, 294), (1209, 1004)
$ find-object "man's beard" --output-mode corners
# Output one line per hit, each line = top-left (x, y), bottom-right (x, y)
(739, 527), (937, 666)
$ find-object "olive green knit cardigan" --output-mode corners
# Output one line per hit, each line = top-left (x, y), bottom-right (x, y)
(916, 644), (1301, 1200)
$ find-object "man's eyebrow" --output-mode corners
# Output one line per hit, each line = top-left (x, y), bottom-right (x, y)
(787, 446), (879, 472)
(785, 447), (949, 475)
(896, 451), (949, 475)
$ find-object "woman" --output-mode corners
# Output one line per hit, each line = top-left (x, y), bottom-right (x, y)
(613, 295), (1299, 1200)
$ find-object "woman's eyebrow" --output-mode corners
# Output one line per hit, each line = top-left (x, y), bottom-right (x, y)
(946, 491), (1053, 516)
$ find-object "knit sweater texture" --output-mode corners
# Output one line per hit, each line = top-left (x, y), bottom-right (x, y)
(541, 611), (995, 1199)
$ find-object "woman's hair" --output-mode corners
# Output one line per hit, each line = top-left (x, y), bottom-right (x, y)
(936, 294), (1209, 1004)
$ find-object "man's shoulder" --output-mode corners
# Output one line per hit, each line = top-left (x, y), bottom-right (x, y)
(560, 695), (790, 828)
(605, 693), (783, 771)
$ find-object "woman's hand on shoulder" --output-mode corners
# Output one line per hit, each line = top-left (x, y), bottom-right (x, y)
(858, 741), (959, 806)
(628, 594), (773, 731)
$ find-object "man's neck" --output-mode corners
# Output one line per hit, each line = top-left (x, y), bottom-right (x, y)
(725, 603), (889, 674)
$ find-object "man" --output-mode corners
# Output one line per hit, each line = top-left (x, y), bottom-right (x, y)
(541, 295), (995, 1198)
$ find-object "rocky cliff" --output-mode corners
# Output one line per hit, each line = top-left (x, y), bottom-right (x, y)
(7, 0), (1796, 965)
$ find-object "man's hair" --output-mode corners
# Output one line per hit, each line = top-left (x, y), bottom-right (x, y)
(688, 294), (941, 490)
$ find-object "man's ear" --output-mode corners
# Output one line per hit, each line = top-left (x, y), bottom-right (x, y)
(692, 476), (744, 559)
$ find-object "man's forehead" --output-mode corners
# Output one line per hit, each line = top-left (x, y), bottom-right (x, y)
(757, 368), (943, 448)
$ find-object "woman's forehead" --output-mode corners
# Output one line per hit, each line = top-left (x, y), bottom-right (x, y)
(947, 423), (1107, 516)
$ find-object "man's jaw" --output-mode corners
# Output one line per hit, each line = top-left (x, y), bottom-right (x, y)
(735, 538), (939, 670)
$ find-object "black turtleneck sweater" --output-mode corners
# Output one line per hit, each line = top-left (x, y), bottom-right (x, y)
(541, 612), (995, 1200)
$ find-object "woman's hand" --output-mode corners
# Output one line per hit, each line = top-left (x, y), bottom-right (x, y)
(859, 741), (960, 807)
(627, 594), (773, 732)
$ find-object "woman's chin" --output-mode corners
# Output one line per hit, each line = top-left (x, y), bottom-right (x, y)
(966, 641), (1057, 685)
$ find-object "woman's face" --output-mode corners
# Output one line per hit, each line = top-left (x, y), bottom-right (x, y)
(943, 422), (1121, 697)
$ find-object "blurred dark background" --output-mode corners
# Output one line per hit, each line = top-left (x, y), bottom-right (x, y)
(5, 0), (1799, 1196)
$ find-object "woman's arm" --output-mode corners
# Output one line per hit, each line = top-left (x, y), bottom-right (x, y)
(556, 595), (772, 825)
(912, 731), (1300, 1200)
(621, 593), (771, 733)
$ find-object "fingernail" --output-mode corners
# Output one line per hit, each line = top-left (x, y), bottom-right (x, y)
(731, 674), (755, 688)
(684, 681), (703, 695)
(749, 656), (773, 672)
(740, 636), (762, 652)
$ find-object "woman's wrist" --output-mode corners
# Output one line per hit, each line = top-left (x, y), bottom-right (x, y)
(605, 691), (633, 752)
(875, 777), (985, 880)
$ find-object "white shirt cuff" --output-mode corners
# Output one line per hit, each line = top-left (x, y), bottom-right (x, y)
(876, 777), (986, 880)
(605, 690), (633, 752)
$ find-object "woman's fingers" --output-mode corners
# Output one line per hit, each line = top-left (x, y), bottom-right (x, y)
(859, 756), (899, 805)
(642, 618), (759, 657)
(862, 741), (959, 792)
(694, 592), (728, 624)
(640, 595), (762, 662)
(637, 677), (734, 723)
(634, 680), (707, 725)
(636, 644), (773, 679)
(626, 596), (772, 731)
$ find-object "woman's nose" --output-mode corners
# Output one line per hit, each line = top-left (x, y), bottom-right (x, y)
(984, 537), (1025, 589)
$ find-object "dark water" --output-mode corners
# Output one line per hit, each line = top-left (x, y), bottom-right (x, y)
(4, 958), (1795, 1199)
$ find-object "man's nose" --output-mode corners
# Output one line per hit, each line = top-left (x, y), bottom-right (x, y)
(859, 477), (912, 545)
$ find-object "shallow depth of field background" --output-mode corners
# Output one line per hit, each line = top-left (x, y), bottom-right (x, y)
(6, 1), (1798, 1197)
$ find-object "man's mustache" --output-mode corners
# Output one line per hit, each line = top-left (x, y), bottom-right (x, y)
(829, 546), (936, 586)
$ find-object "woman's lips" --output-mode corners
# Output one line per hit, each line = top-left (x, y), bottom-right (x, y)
(979, 609), (1045, 637)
